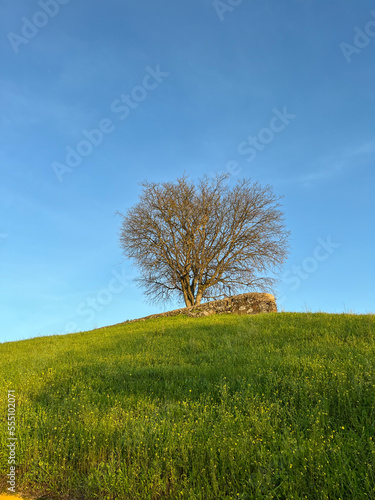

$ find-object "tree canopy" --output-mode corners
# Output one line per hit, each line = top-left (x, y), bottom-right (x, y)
(118, 174), (289, 307)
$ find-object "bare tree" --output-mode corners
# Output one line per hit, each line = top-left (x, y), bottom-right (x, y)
(117, 174), (289, 307)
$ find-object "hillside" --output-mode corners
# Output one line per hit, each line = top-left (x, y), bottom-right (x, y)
(1, 313), (374, 499)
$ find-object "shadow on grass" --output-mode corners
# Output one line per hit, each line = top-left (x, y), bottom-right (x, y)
(30, 315), (264, 410)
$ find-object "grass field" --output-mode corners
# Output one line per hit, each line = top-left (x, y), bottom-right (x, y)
(1, 312), (374, 499)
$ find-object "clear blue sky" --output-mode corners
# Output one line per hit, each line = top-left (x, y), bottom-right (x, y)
(1, 0), (374, 343)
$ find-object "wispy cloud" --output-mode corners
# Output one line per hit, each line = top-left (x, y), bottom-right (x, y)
(278, 139), (374, 187)
(0, 82), (99, 136)
(343, 140), (375, 157)
(300, 166), (343, 186)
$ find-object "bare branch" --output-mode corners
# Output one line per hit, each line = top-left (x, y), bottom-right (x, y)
(118, 174), (290, 307)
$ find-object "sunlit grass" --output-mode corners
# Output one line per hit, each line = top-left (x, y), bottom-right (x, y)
(1, 313), (374, 499)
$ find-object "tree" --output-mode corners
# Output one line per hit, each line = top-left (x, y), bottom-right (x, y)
(117, 174), (289, 307)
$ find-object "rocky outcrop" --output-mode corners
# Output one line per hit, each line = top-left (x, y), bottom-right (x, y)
(123, 293), (277, 323)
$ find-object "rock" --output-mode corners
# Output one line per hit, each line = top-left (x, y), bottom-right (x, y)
(121, 293), (277, 324)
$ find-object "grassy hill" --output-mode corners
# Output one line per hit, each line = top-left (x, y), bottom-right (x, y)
(1, 313), (374, 500)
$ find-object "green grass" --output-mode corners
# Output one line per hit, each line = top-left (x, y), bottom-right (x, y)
(1, 312), (375, 499)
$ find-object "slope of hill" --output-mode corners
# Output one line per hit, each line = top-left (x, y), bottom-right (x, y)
(1, 313), (374, 499)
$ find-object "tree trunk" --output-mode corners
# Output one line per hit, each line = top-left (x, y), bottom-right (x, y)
(194, 284), (205, 306)
(185, 297), (194, 307)
(183, 292), (193, 307)
(182, 286), (194, 307)
(195, 293), (203, 306)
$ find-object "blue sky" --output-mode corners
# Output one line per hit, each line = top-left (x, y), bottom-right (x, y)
(1, 0), (374, 343)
